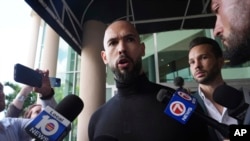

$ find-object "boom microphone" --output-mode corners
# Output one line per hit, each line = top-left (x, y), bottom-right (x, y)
(213, 84), (250, 124)
(25, 94), (84, 141)
(157, 89), (230, 138)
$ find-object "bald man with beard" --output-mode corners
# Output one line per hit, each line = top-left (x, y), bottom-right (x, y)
(88, 20), (212, 141)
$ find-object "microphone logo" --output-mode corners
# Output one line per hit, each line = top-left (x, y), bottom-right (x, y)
(169, 101), (186, 116)
(177, 91), (192, 101)
(35, 115), (59, 136)
(164, 91), (197, 124)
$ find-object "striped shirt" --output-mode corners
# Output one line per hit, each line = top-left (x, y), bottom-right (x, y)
(0, 118), (32, 141)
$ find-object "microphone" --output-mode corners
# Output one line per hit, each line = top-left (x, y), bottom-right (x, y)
(213, 84), (250, 124)
(94, 135), (118, 141)
(25, 94), (84, 141)
(157, 88), (230, 138)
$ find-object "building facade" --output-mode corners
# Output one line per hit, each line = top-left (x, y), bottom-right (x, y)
(31, 14), (250, 141)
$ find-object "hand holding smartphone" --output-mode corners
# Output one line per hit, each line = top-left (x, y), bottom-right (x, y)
(49, 77), (61, 87)
(14, 63), (42, 87)
(14, 63), (61, 88)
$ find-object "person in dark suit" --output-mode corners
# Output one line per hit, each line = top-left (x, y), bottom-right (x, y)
(188, 36), (238, 141)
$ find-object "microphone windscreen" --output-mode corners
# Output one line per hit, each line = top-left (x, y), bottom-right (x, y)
(156, 89), (168, 102)
(213, 84), (243, 109)
(156, 87), (175, 102)
(55, 94), (84, 122)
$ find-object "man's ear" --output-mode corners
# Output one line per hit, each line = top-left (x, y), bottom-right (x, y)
(101, 51), (108, 64)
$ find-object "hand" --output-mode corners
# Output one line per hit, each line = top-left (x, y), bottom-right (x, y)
(21, 85), (33, 95)
(33, 69), (53, 97)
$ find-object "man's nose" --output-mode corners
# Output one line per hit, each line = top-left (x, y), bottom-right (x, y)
(118, 42), (126, 54)
(193, 60), (201, 69)
(213, 17), (223, 37)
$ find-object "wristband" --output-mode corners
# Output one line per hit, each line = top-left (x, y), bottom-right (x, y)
(39, 88), (55, 100)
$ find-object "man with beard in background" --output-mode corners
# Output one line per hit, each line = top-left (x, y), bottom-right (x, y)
(212, 0), (250, 65)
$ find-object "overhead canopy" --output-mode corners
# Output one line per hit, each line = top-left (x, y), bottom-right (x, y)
(25, 0), (215, 55)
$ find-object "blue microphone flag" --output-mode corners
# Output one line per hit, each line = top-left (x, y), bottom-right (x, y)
(164, 91), (197, 124)
(25, 106), (71, 141)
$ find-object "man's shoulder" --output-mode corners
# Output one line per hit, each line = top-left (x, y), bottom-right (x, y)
(152, 83), (176, 93)
(1, 117), (30, 125)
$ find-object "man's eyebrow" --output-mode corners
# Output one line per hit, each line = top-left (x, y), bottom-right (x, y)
(105, 36), (118, 44)
(105, 32), (139, 43)
(124, 33), (139, 40)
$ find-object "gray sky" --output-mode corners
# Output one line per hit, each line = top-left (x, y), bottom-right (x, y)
(0, 0), (32, 84)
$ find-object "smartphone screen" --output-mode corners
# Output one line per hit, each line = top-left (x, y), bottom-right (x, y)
(49, 77), (61, 87)
(14, 63), (42, 87)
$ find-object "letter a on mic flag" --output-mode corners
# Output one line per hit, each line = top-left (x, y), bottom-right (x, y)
(164, 91), (197, 124)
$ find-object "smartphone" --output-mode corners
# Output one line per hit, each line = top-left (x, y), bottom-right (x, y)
(14, 63), (42, 87)
(49, 77), (61, 87)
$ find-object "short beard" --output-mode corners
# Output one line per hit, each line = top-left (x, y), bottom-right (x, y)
(224, 29), (250, 66)
(223, 4), (250, 66)
(195, 65), (221, 85)
(112, 58), (142, 84)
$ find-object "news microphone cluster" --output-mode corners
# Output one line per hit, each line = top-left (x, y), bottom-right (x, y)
(157, 88), (230, 139)
(213, 84), (250, 140)
(213, 84), (250, 124)
(163, 90), (197, 124)
(25, 94), (84, 141)
(25, 106), (70, 141)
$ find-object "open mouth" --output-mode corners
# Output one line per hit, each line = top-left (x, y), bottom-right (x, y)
(118, 58), (130, 68)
